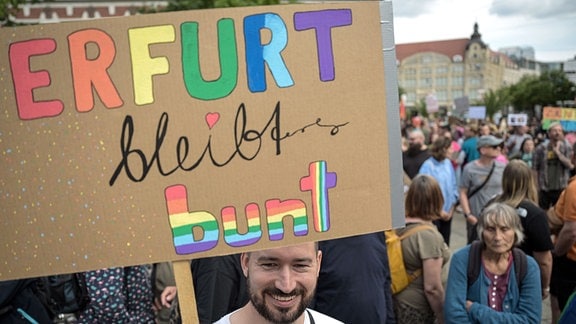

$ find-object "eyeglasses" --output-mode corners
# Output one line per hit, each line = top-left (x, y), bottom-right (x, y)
(490, 145), (502, 149)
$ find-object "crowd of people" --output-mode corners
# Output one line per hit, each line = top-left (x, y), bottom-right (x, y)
(3, 114), (576, 324)
(401, 114), (576, 324)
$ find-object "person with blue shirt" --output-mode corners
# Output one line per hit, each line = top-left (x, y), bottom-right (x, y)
(459, 125), (480, 169)
(419, 136), (458, 245)
(444, 203), (541, 323)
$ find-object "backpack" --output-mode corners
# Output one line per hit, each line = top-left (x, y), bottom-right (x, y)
(33, 273), (91, 321)
(385, 224), (436, 294)
(467, 240), (527, 288)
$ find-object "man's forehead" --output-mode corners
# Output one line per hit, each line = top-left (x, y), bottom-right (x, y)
(251, 244), (317, 260)
(551, 126), (563, 131)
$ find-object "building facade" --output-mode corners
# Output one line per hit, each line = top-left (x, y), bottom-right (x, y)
(396, 23), (539, 111)
(7, 0), (167, 24)
(498, 46), (535, 61)
(565, 56), (576, 86)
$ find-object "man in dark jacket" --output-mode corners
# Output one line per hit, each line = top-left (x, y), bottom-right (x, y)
(313, 233), (396, 323)
(402, 129), (430, 179)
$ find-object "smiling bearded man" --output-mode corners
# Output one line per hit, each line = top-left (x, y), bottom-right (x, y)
(213, 242), (343, 324)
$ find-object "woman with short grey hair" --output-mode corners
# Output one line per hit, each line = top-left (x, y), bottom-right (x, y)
(444, 202), (541, 323)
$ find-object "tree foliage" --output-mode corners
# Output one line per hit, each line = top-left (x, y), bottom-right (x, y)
(508, 70), (576, 112)
(143, 0), (283, 12)
(482, 87), (510, 120)
(0, 0), (33, 26)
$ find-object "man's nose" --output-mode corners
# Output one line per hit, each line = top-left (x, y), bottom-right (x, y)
(275, 267), (297, 293)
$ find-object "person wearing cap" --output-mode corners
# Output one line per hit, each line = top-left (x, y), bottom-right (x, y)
(533, 122), (574, 210)
(459, 135), (506, 243)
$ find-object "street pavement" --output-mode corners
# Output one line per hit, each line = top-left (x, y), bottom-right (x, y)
(448, 210), (552, 323)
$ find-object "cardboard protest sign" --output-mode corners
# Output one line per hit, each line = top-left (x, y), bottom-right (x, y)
(0, 1), (400, 281)
(543, 106), (576, 131)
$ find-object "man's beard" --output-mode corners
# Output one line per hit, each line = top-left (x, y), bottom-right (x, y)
(247, 276), (313, 324)
(406, 142), (423, 156)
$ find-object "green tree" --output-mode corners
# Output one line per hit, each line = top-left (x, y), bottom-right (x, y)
(398, 85), (406, 98)
(482, 87), (510, 121)
(509, 70), (576, 113)
(413, 97), (428, 119)
(1, 0), (35, 26)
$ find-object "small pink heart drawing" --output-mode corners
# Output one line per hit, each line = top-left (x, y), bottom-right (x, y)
(205, 112), (220, 129)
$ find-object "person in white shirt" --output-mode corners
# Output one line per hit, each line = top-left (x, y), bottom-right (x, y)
(214, 242), (342, 324)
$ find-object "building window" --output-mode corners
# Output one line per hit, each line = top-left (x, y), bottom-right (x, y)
(469, 77), (482, 86)
(420, 78), (432, 88)
(420, 67), (431, 75)
(404, 68), (417, 75)
(452, 76), (464, 86)
(452, 90), (464, 99)
(436, 66), (448, 74)
(436, 77), (448, 86)
(469, 90), (481, 100)
(452, 64), (464, 74)
(403, 78), (416, 88)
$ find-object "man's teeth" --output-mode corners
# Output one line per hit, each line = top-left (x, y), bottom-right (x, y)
(273, 295), (296, 301)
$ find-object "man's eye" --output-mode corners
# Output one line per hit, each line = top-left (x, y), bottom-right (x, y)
(260, 263), (278, 270)
(293, 264), (311, 272)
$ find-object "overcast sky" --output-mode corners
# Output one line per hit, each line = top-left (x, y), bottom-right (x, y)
(392, 0), (576, 62)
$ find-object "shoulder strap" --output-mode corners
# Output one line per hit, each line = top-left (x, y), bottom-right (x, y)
(398, 224), (436, 281)
(467, 241), (482, 286)
(468, 162), (496, 199)
(467, 242), (528, 288)
(398, 224), (436, 240)
(511, 248), (528, 287)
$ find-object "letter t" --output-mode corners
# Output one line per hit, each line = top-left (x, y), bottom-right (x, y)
(294, 9), (352, 82)
(300, 161), (337, 232)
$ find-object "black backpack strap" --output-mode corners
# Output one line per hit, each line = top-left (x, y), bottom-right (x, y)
(511, 248), (528, 288)
(467, 241), (482, 287)
(467, 242), (528, 290)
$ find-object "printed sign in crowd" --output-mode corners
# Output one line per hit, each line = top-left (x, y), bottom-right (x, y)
(0, 2), (398, 281)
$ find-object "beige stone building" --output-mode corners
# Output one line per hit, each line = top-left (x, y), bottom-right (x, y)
(7, 0), (167, 24)
(396, 23), (538, 111)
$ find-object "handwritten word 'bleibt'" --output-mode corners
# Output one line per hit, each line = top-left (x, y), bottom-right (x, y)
(165, 160), (337, 254)
(9, 9), (352, 120)
(109, 102), (349, 185)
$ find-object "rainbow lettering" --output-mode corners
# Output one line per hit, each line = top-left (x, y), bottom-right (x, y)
(165, 185), (219, 254)
(265, 199), (308, 241)
(222, 204), (262, 247)
(165, 160), (337, 255)
(9, 9), (353, 120)
(300, 160), (337, 232)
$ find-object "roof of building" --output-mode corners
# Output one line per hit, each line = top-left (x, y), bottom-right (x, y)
(395, 38), (470, 62)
